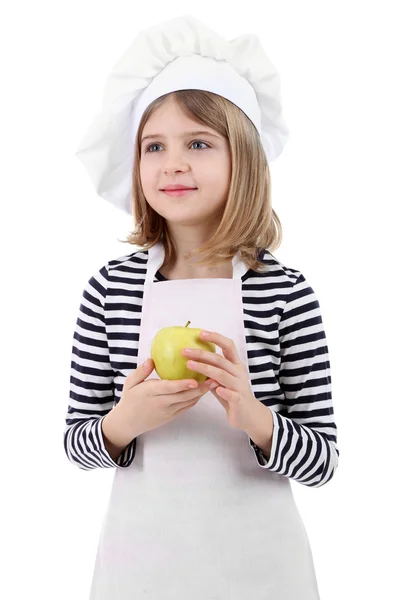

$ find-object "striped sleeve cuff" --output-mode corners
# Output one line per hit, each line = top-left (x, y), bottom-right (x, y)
(64, 416), (137, 470)
(248, 407), (338, 488)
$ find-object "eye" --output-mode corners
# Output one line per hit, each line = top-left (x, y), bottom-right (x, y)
(190, 140), (209, 150)
(144, 140), (210, 153)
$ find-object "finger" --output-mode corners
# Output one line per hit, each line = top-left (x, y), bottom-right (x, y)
(152, 378), (200, 396)
(171, 379), (213, 403)
(125, 358), (154, 390)
(201, 379), (218, 393)
(183, 347), (237, 377)
(186, 360), (236, 390)
(200, 331), (242, 366)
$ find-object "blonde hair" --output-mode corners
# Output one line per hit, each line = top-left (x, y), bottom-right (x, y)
(120, 89), (283, 273)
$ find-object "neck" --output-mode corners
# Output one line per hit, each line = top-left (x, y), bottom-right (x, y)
(160, 255), (233, 280)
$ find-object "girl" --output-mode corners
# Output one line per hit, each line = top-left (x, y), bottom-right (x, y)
(64, 15), (339, 600)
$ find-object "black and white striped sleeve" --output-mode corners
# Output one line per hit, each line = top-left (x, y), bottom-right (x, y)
(63, 265), (136, 470)
(249, 273), (339, 487)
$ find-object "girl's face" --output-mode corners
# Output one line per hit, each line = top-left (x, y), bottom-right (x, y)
(139, 96), (231, 228)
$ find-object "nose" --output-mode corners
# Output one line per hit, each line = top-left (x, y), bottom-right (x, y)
(162, 150), (190, 173)
(163, 160), (190, 174)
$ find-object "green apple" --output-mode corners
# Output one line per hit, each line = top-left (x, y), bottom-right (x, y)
(150, 321), (216, 382)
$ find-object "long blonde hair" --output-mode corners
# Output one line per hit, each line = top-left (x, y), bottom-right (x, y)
(119, 89), (283, 273)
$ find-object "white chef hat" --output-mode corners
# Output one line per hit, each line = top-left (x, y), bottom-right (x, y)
(75, 14), (289, 216)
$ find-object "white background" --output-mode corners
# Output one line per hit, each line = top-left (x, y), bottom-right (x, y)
(1, 1), (399, 598)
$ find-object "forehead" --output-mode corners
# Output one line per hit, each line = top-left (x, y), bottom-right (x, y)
(141, 97), (222, 143)
(143, 97), (213, 130)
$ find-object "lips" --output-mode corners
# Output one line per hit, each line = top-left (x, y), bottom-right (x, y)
(161, 185), (197, 191)
(161, 188), (197, 197)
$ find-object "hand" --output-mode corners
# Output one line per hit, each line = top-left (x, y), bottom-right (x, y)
(182, 330), (259, 431)
(116, 359), (217, 441)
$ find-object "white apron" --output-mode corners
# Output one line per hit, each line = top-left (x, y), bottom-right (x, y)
(89, 242), (321, 599)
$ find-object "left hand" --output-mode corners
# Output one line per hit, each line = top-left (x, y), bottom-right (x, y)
(181, 330), (259, 431)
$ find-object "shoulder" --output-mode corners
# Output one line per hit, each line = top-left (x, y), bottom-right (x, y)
(258, 249), (323, 322)
(252, 248), (303, 290)
(107, 248), (148, 273)
(87, 249), (148, 295)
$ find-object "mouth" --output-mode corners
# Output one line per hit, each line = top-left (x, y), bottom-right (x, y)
(161, 188), (198, 197)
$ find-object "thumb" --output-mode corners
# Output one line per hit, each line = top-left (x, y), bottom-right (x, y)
(124, 358), (154, 390)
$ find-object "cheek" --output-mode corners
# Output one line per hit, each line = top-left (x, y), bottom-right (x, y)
(203, 155), (231, 186)
(139, 164), (154, 192)
(204, 171), (230, 196)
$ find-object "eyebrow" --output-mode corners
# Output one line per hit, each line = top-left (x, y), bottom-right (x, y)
(141, 130), (221, 145)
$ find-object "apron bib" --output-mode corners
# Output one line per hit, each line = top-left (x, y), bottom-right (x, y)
(89, 241), (321, 599)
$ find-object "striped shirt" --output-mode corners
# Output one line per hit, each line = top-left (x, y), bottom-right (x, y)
(64, 248), (339, 487)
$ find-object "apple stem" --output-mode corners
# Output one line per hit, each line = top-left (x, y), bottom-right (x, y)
(185, 321), (191, 327)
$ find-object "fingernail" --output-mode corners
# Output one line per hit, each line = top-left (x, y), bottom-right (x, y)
(209, 382), (218, 389)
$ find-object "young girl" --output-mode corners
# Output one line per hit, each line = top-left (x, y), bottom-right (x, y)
(64, 15), (339, 600)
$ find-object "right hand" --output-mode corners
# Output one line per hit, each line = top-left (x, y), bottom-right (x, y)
(117, 358), (215, 437)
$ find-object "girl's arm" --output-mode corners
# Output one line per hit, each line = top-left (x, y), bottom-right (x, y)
(63, 264), (136, 470)
(249, 272), (339, 488)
